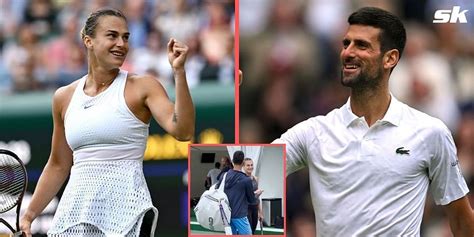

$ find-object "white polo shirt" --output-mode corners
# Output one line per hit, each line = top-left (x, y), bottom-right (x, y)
(274, 96), (469, 236)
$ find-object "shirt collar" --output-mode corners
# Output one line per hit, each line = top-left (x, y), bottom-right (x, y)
(341, 98), (360, 127)
(341, 94), (402, 127)
(381, 95), (402, 126)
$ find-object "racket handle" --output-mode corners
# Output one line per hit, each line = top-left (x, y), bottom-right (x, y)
(224, 226), (232, 235)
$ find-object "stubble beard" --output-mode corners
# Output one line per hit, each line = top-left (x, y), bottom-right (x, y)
(340, 63), (384, 91)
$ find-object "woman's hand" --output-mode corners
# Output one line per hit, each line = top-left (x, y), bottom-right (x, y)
(19, 214), (33, 237)
(258, 209), (264, 221)
(167, 38), (189, 71)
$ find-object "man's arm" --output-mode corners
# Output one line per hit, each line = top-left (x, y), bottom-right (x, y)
(427, 121), (471, 236)
(443, 196), (474, 236)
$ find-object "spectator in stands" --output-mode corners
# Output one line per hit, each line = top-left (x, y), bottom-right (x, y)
(130, 28), (173, 87)
(23, 0), (58, 40)
(199, 1), (233, 82)
(122, 0), (151, 49)
(0, 0), (234, 93)
(44, 13), (87, 87)
(2, 23), (43, 92)
(153, 0), (200, 45)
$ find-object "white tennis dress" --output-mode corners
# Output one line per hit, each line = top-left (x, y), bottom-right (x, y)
(48, 70), (158, 236)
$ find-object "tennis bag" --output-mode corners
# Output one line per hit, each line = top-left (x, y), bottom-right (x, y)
(194, 172), (232, 233)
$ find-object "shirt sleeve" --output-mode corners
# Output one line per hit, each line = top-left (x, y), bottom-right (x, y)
(428, 121), (469, 205)
(272, 119), (316, 176)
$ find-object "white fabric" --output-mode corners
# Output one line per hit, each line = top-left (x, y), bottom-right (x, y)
(51, 70), (158, 236)
(194, 172), (232, 234)
(274, 96), (469, 236)
(64, 70), (149, 162)
(207, 168), (221, 185)
(227, 146), (262, 176)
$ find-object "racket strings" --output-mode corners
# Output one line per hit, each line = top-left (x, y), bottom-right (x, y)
(0, 153), (26, 213)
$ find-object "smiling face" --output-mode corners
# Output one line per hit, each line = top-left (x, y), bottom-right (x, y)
(83, 15), (129, 70)
(243, 159), (253, 175)
(340, 24), (385, 89)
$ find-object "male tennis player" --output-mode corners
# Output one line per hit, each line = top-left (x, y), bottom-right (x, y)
(273, 7), (474, 236)
(216, 151), (256, 235)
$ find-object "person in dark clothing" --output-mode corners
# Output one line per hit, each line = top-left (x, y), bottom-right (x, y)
(217, 150), (255, 235)
(216, 155), (233, 181)
(243, 157), (264, 234)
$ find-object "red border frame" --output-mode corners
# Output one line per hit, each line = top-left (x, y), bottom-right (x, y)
(188, 0), (287, 236)
(188, 144), (287, 236)
(234, 0), (240, 144)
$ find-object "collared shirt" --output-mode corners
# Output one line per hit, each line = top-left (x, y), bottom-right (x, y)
(274, 96), (468, 236)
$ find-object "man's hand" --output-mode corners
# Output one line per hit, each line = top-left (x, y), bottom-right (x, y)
(167, 38), (189, 71)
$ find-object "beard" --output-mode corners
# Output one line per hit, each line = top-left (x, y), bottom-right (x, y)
(340, 61), (384, 90)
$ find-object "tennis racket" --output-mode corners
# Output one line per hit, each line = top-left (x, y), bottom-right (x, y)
(219, 202), (232, 235)
(0, 149), (27, 237)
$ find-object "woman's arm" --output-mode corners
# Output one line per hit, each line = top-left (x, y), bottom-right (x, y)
(143, 38), (195, 141)
(255, 176), (264, 220)
(20, 87), (74, 235)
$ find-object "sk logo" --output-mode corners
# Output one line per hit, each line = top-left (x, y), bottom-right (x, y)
(396, 147), (410, 155)
(433, 6), (469, 23)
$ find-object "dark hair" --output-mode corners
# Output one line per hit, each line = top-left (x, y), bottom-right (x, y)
(214, 162), (220, 169)
(81, 8), (127, 39)
(232, 151), (245, 165)
(348, 7), (406, 58)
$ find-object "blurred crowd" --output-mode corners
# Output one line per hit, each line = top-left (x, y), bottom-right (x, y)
(239, 0), (474, 236)
(0, 0), (234, 94)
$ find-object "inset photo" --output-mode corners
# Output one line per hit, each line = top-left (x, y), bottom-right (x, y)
(189, 144), (285, 235)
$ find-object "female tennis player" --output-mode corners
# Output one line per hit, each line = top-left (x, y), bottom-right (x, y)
(19, 8), (195, 236)
(243, 158), (263, 234)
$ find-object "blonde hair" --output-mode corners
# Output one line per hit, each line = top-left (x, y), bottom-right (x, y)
(243, 158), (253, 164)
(80, 26), (86, 40)
(81, 8), (126, 39)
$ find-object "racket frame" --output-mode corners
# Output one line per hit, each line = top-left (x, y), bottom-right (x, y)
(0, 149), (28, 234)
